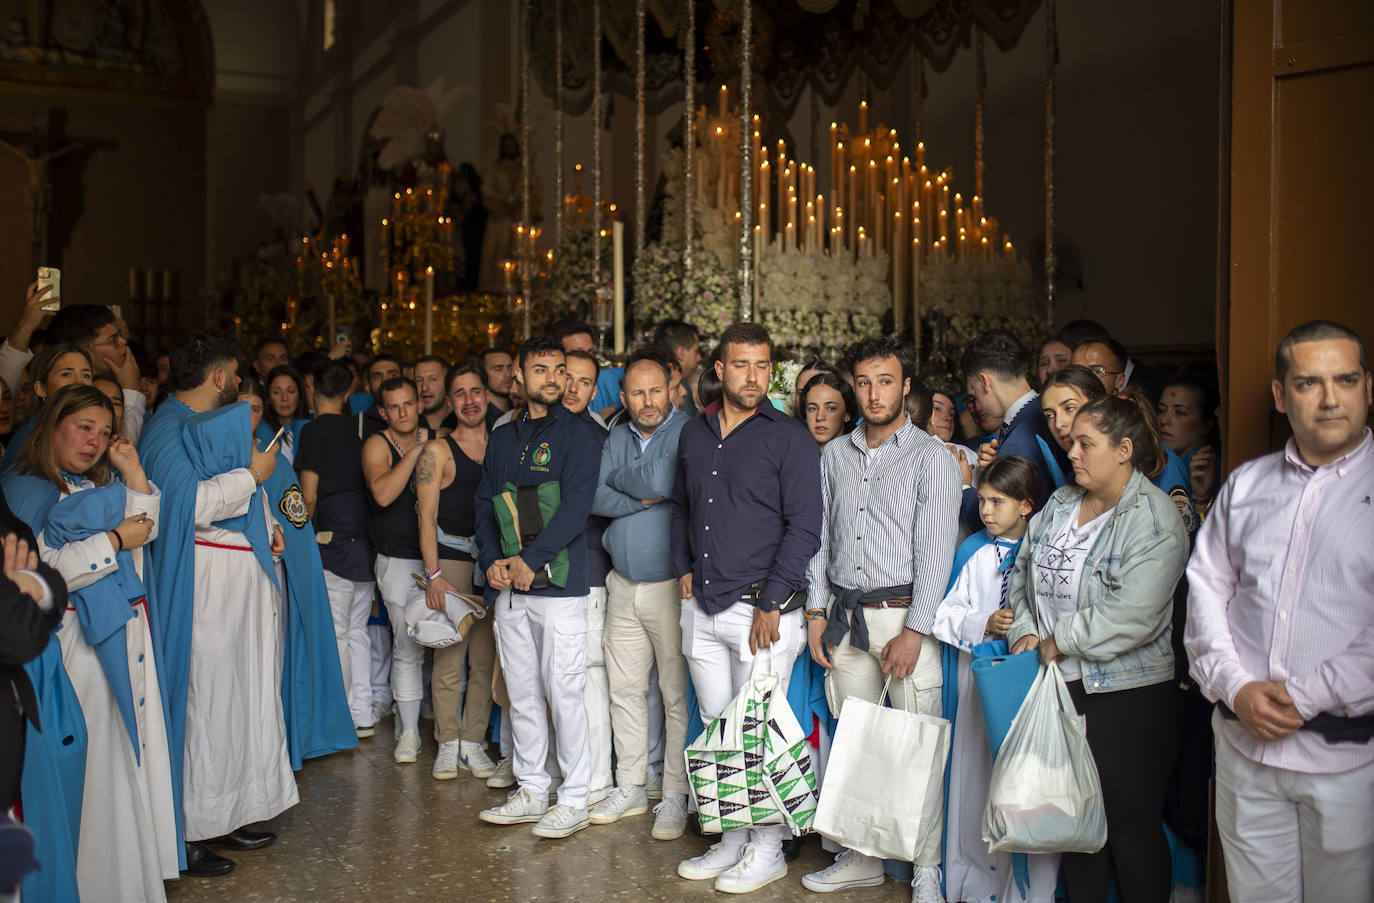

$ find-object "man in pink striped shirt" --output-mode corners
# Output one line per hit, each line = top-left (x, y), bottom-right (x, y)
(1185, 319), (1374, 902)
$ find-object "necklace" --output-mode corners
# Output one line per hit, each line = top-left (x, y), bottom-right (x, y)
(384, 426), (421, 455)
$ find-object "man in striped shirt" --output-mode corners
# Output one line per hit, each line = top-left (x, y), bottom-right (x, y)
(802, 336), (962, 901)
(1185, 319), (1374, 902)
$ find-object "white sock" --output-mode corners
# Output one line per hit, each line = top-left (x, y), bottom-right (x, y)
(397, 699), (420, 734)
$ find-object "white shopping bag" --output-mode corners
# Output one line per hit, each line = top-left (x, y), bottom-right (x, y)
(982, 661), (1107, 854)
(814, 678), (951, 862)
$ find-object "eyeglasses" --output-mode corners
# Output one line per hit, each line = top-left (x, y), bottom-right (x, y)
(89, 332), (126, 350)
(1086, 365), (1122, 378)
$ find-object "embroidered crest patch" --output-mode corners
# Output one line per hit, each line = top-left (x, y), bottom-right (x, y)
(532, 442), (552, 467)
(279, 484), (310, 528)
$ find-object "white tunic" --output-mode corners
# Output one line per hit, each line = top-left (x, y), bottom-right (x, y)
(183, 468), (298, 841)
(932, 540), (1060, 903)
(41, 480), (179, 903)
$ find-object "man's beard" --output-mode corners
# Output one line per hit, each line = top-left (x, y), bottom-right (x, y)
(864, 398), (904, 427)
(722, 382), (763, 412)
(215, 380), (239, 408)
(423, 398), (447, 416)
(631, 401), (672, 433)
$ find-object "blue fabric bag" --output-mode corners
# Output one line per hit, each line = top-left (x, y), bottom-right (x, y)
(969, 640), (1041, 756)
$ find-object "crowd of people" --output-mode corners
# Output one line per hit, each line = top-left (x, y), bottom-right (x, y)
(0, 270), (1369, 903)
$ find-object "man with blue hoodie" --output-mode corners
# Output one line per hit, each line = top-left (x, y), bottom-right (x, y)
(586, 348), (691, 841)
(475, 336), (602, 839)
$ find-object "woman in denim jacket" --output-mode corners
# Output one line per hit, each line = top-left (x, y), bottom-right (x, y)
(1006, 393), (1188, 903)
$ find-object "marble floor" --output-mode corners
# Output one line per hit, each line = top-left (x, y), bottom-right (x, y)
(164, 721), (910, 903)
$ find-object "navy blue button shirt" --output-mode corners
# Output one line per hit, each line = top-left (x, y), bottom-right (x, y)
(670, 401), (822, 614)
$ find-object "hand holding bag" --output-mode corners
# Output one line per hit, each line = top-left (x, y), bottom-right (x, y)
(982, 662), (1107, 854)
(813, 677), (952, 862)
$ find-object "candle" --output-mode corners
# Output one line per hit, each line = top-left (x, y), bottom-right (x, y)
(612, 221), (625, 352)
(858, 100), (868, 136)
(753, 225), (762, 314)
(847, 165), (858, 254)
(892, 211), (904, 333)
(718, 84), (728, 120)
(911, 237), (921, 334)
(424, 267), (435, 354)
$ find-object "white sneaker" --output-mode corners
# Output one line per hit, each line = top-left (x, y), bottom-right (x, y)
(372, 700), (393, 725)
(459, 740), (497, 778)
(589, 785), (649, 825)
(486, 755), (515, 789)
(714, 842), (788, 894)
(588, 785), (612, 807)
(432, 739), (459, 779)
(650, 793), (688, 841)
(355, 723), (375, 739)
(479, 787), (548, 825)
(531, 803), (589, 839)
(911, 866), (946, 903)
(801, 849), (886, 892)
(393, 730), (421, 764)
(645, 769), (664, 801)
(678, 839), (746, 880)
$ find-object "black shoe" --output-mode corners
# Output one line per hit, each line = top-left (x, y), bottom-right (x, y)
(182, 842), (235, 877)
(207, 828), (276, 851)
(781, 835), (803, 862)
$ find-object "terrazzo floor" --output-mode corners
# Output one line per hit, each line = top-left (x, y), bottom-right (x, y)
(164, 716), (911, 902)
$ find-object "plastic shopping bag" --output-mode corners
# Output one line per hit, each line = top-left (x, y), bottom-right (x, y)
(982, 662), (1107, 854)
(814, 678), (950, 862)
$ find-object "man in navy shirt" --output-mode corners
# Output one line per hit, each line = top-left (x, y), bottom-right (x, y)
(671, 322), (822, 894)
(475, 336), (602, 840)
(960, 330), (1068, 533)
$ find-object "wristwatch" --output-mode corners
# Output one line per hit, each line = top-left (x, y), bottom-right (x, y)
(755, 597), (784, 613)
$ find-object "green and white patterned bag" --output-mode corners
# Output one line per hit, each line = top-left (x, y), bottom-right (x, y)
(685, 657), (818, 835)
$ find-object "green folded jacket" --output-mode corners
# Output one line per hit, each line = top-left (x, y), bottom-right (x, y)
(494, 480), (569, 589)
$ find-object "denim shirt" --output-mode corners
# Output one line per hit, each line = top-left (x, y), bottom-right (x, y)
(1007, 468), (1188, 693)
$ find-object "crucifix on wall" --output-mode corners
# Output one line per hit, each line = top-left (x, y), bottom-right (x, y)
(0, 109), (109, 274)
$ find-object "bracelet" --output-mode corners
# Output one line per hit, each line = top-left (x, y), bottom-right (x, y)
(111, 530), (123, 551)
(426, 567), (443, 582)
(247, 464), (263, 485)
(804, 609), (825, 621)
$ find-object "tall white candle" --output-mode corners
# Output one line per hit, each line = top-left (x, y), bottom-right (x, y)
(612, 221), (626, 353)
(424, 267), (435, 354)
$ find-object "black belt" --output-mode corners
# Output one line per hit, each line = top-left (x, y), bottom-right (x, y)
(739, 579), (806, 614)
(1219, 704), (1374, 745)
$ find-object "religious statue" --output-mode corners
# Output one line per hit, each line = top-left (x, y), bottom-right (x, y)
(0, 112), (86, 272)
(478, 132), (542, 293)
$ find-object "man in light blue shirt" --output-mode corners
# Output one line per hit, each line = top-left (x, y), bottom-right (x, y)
(587, 348), (691, 842)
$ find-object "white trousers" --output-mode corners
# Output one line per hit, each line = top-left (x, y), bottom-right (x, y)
(375, 555), (425, 703)
(605, 570), (689, 794)
(493, 589), (591, 807)
(825, 607), (944, 864)
(323, 570), (375, 727)
(584, 587), (613, 795)
(681, 599), (806, 856)
(1214, 716), (1374, 902)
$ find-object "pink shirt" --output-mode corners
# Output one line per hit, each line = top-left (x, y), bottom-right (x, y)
(1185, 429), (1374, 774)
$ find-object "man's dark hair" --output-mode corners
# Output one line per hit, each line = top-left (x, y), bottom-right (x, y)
(47, 304), (116, 347)
(293, 349), (330, 380)
(414, 353), (450, 372)
(366, 353), (404, 377)
(481, 347), (512, 366)
(377, 376), (418, 404)
(717, 321), (772, 359)
(563, 347), (600, 378)
(652, 319), (700, 353)
(550, 319), (594, 344)
(1058, 319), (1111, 348)
(961, 329), (1030, 383)
(314, 359), (354, 400)
(254, 336), (288, 358)
(1071, 334), (1129, 371)
(170, 332), (241, 392)
(446, 358), (487, 393)
(127, 340), (157, 380)
(849, 335), (916, 383)
(518, 335), (565, 368)
(1275, 319), (1367, 381)
(625, 346), (672, 384)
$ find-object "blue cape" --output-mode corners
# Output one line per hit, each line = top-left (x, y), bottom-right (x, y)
(19, 639), (85, 903)
(3, 476), (145, 762)
(139, 398), (275, 865)
(0, 416), (35, 472)
(256, 422), (357, 768)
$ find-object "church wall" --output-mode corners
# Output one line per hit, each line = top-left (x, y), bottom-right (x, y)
(0, 89), (206, 336)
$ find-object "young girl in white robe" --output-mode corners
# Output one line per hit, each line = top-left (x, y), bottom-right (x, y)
(932, 455), (1059, 903)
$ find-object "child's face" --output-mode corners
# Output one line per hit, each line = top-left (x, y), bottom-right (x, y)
(977, 486), (1030, 538)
